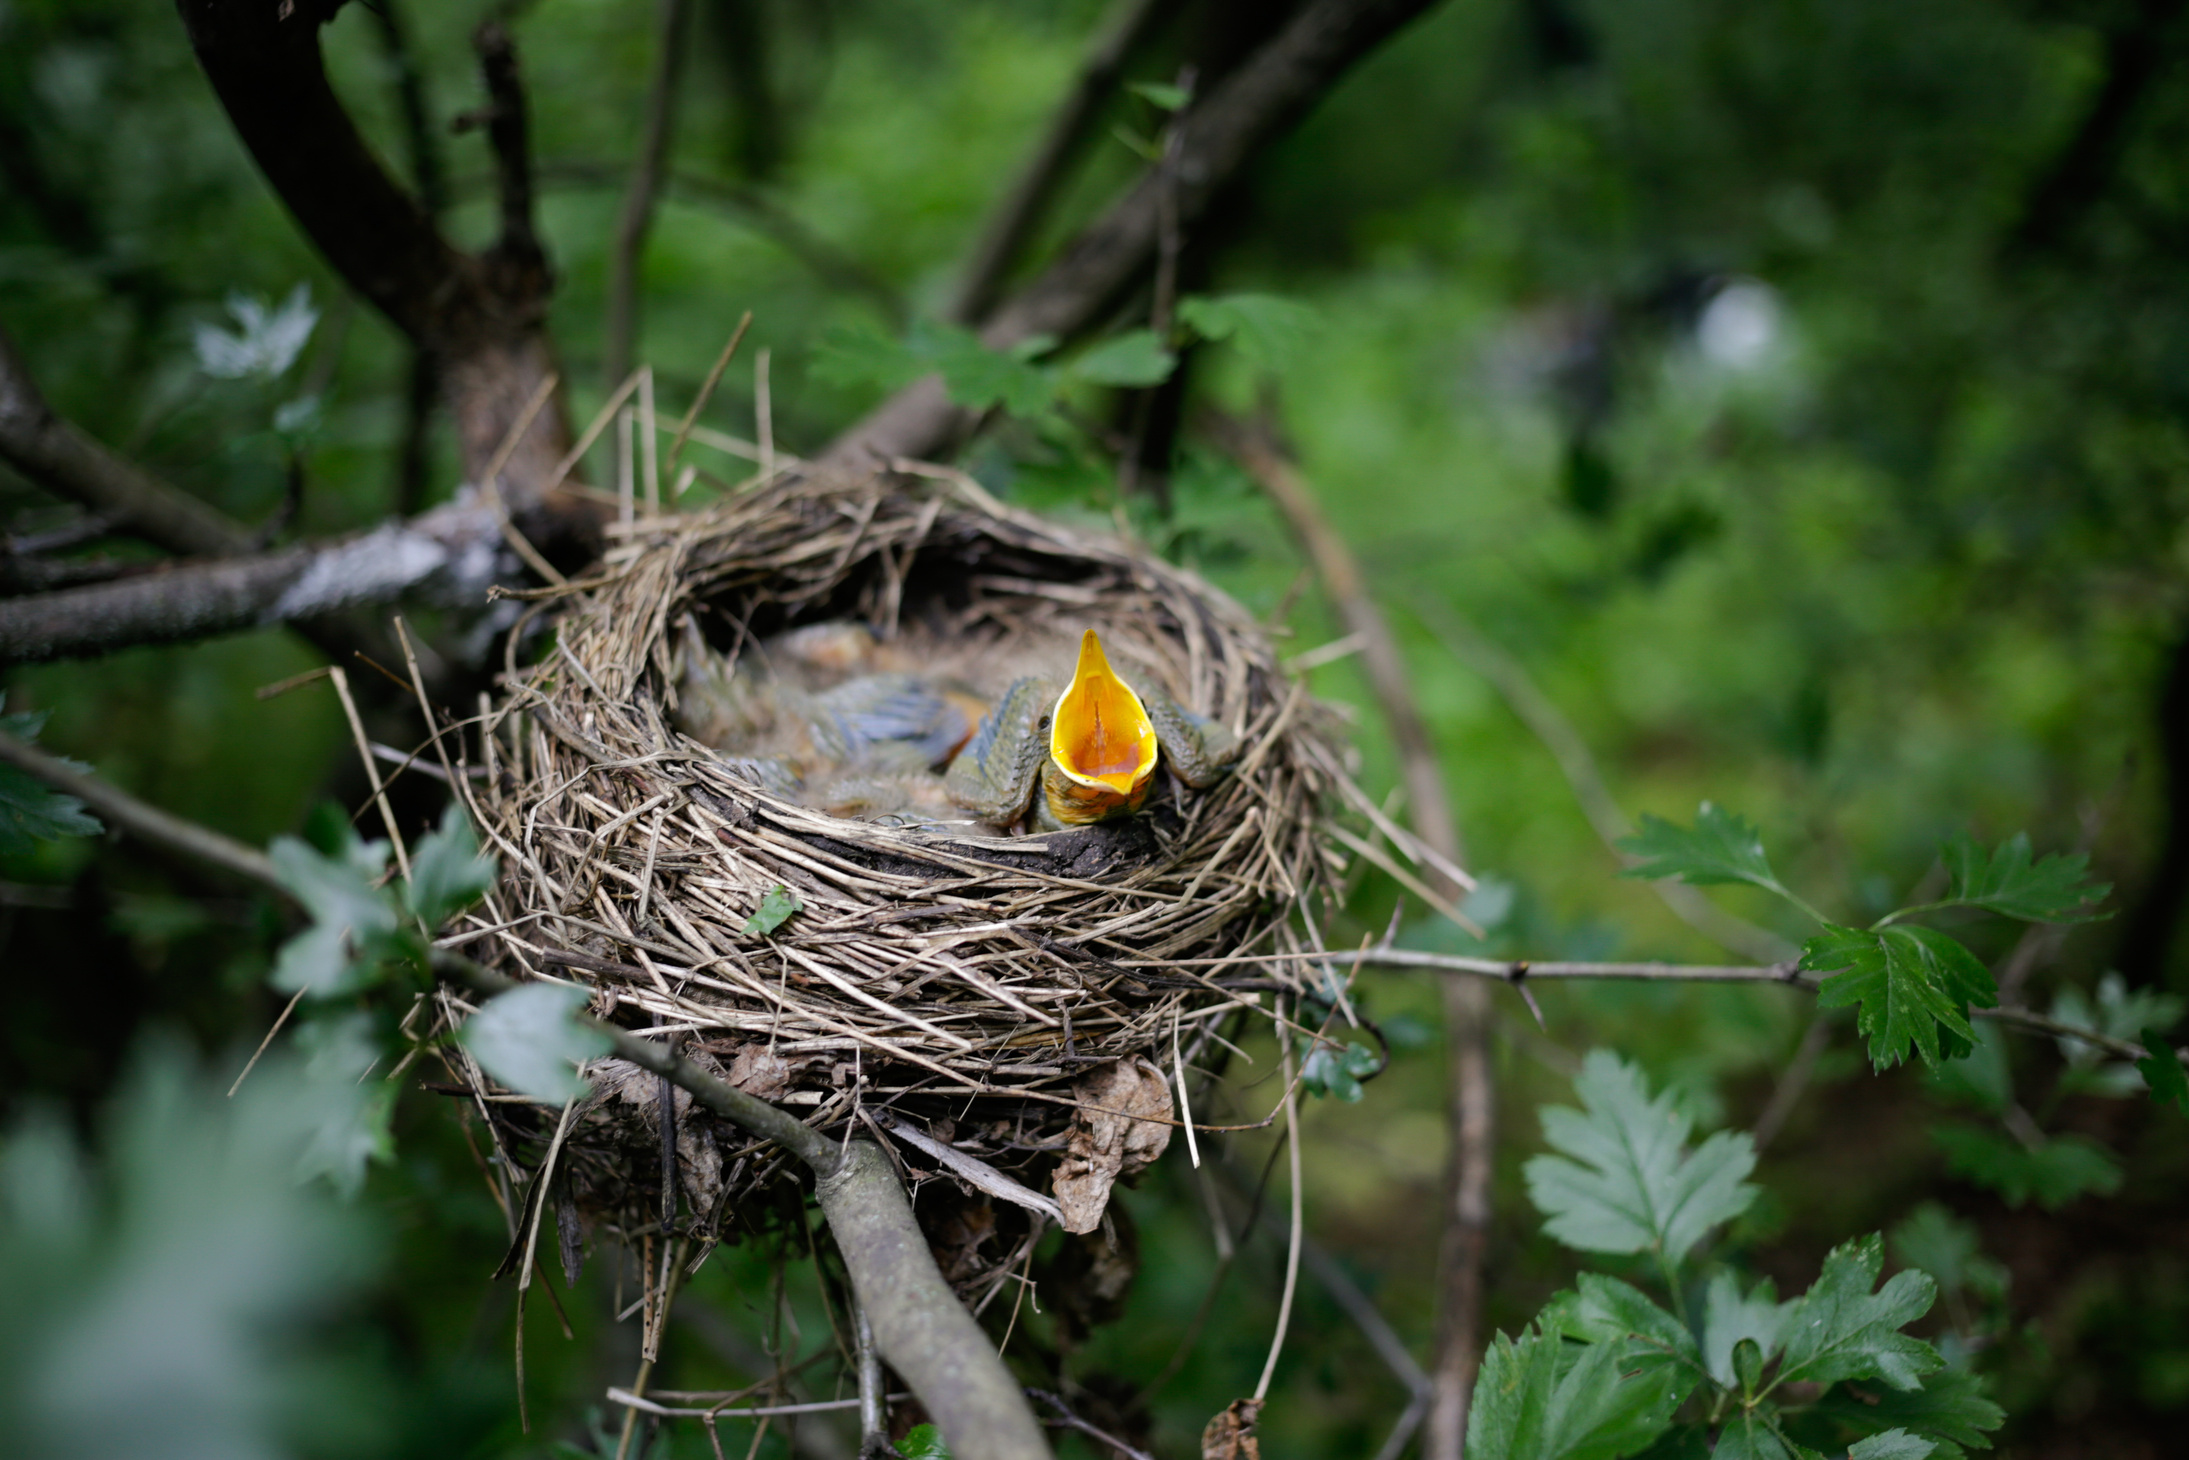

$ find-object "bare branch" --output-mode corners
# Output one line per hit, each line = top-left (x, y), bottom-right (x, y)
(0, 729), (279, 888)
(0, 499), (511, 664)
(605, 0), (694, 387)
(946, 0), (1170, 324)
(822, 0), (1444, 468)
(0, 324), (252, 558)
(1214, 411), (1491, 1460)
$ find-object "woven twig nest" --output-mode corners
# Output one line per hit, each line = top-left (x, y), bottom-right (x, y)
(448, 466), (1345, 1290)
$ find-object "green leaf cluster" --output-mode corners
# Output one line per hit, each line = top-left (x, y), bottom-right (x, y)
(1469, 1052), (2004, 1460)
(1299, 1037), (1380, 1101)
(0, 700), (104, 856)
(1619, 807), (2114, 1077)
(260, 804), (499, 1190)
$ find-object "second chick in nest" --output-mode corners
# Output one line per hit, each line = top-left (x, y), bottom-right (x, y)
(674, 620), (987, 826)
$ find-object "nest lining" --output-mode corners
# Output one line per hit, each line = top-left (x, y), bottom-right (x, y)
(441, 466), (1351, 1261)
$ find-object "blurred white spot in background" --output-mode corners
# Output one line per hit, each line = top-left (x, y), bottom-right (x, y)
(1697, 278), (1784, 371)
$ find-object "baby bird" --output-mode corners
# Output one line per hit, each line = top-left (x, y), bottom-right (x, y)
(944, 629), (1240, 831)
(674, 620), (978, 825)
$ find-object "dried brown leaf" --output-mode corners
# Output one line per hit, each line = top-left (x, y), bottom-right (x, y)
(1052, 1056), (1172, 1234)
(1201, 1398), (1263, 1460)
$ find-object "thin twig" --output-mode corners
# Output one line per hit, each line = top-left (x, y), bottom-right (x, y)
(329, 666), (412, 880)
(1751, 1013), (1833, 1154)
(226, 985), (308, 1098)
(668, 314), (753, 474)
(1254, 1017), (1305, 1402)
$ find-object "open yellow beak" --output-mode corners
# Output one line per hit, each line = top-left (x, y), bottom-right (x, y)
(1049, 629), (1158, 795)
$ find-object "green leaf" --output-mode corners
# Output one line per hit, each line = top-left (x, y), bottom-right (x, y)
(403, 803), (497, 928)
(810, 324), (929, 392)
(289, 1013), (396, 1198)
(1888, 1203), (2007, 1305)
(898, 1424), (951, 1460)
(1776, 1235), (1942, 1392)
(458, 983), (611, 1103)
(0, 705), (104, 855)
(1701, 1271), (1791, 1389)
(742, 884), (802, 937)
(1806, 924), (1997, 1070)
(1710, 1410), (1821, 1460)
(1465, 1321), (1686, 1460)
(1177, 293), (1319, 367)
(922, 322), (1056, 417)
(1129, 80), (1189, 111)
(1802, 1369), (2004, 1456)
(2138, 1028), (2189, 1112)
(268, 831), (401, 998)
(1558, 1274), (1708, 1391)
(1616, 804), (1782, 894)
(1067, 329), (1178, 388)
(1300, 1037), (1380, 1101)
(1524, 1050), (1758, 1267)
(1847, 1432), (1936, 1460)
(1938, 832), (2109, 923)
(1930, 1125), (2121, 1209)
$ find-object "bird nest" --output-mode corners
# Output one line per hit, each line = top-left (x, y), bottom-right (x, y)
(439, 464), (1357, 1298)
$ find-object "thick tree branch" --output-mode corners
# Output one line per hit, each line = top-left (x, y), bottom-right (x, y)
(821, 0), (1443, 468)
(174, 2), (573, 501)
(0, 325), (252, 559)
(1215, 413), (1491, 1460)
(946, 0), (1169, 324)
(0, 500), (510, 664)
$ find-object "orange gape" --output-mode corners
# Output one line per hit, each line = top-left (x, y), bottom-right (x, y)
(1048, 630), (1159, 813)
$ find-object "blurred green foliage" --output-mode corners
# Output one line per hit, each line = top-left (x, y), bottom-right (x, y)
(5, 0), (2189, 1455)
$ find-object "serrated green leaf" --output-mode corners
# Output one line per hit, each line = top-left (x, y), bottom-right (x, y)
(268, 832), (401, 998)
(1930, 1124), (2121, 1209)
(1466, 1321), (1686, 1460)
(898, 1423), (951, 1460)
(923, 323), (1056, 417)
(403, 803), (497, 929)
(743, 884), (801, 937)
(1847, 1432), (1936, 1460)
(1177, 292), (1319, 367)
(1889, 1203), (2007, 1304)
(2048, 973), (2181, 1070)
(1801, 1369), (2004, 1454)
(810, 324), (929, 392)
(459, 983), (610, 1103)
(1701, 1271), (1790, 1389)
(1068, 329), (1177, 387)
(2135, 1027), (2189, 1112)
(1129, 79), (1189, 110)
(290, 1013), (396, 1198)
(1524, 1050), (1759, 1266)
(1777, 1235), (1942, 1392)
(1562, 1274), (1708, 1391)
(0, 705), (104, 855)
(1616, 804), (1781, 893)
(1806, 924), (1997, 1071)
(1709, 1409), (1820, 1459)
(1938, 832), (2109, 923)
(1300, 1037), (1379, 1101)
